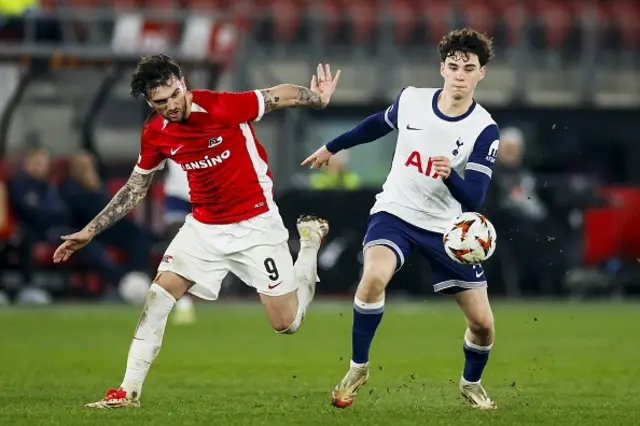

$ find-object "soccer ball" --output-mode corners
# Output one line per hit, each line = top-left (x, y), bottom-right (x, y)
(442, 212), (497, 265)
(118, 272), (151, 305)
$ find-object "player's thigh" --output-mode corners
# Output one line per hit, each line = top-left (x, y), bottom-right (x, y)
(229, 241), (298, 323)
(361, 212), (412, 295)
(418, 230), (488, 295)
(158, 220), (230, 301)
(455, 287), (494, 333)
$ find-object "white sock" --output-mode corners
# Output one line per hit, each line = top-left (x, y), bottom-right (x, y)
(120, 283), (176, 399)
(294, 237), (321, 314)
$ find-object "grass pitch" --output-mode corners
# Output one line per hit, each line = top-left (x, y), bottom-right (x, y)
(0, 300), (638, 425)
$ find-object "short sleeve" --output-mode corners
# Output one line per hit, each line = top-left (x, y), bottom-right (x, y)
(466, 124), (500, 178)
(383, 88), (405, 130)
(217, 90), (265, 126)
(134, 128), (166, 175)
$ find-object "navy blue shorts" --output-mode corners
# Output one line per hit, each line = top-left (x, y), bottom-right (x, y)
(164, 196), (191, 224)
(363, 211), (487, 295)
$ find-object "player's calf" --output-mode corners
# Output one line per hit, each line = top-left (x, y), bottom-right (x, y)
(455, 288), (496, 409)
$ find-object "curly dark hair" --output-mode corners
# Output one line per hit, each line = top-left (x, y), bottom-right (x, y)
(130, 54), (183, 99)
(438, 28), (494, 66)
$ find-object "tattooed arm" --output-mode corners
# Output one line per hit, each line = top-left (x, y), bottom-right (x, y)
(52, 169), (156, 263)
(259, 85), (324, 112)
(259, 64), (341, 114)
(85, 170), (155, 236)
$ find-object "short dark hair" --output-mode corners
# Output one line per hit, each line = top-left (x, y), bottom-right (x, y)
(438, 28), (494, 67)
(130, 54), (183, 99)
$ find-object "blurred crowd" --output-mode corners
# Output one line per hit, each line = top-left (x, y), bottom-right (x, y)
(0, 125), (604, 305)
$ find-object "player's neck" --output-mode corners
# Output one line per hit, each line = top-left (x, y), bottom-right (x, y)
(184, 91), (194, 120)
(437, 90), (474, 118)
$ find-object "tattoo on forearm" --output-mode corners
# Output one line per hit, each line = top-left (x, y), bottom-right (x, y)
(261, 88), (281, 113)
(261, 85), (323, 113)
(294, 87), (323, 109)
(86, 171), (155, 235)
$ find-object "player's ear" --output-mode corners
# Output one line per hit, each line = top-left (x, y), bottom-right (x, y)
(440, 62), (445, 79)
(478, 66), (486, 81)
(145, 98), (152, 108)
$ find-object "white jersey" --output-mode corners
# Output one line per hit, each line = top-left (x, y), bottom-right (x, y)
(164, 158), (190, 201)
(371, 87), (500, 233)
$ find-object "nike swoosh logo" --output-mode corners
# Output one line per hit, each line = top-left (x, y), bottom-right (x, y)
(170, 146), (183, 155)
(406, 124), (421, 131)
(475, 270), (485, 278)
(268, 282), (282, 290)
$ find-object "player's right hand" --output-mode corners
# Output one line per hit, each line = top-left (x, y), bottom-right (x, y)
(53, 229), (95, 263)
(301, 145), (334, 169)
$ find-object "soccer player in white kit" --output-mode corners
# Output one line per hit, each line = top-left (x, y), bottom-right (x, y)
(52, 55), (340, 408)
(304, 28), (500, 410)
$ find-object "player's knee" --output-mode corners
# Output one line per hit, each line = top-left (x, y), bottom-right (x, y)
(359, 264), (392, 300)
(273, 310), (304, 335)
(467, 313), (494, 336)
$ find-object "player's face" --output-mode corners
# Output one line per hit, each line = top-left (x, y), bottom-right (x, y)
(440, 52), (485, 101)
(147, 76), (188, 122)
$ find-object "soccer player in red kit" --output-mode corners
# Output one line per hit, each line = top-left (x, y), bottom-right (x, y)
(52, 54), (341, 408)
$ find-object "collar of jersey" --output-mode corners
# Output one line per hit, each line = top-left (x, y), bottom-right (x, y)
(431, 88), (476, 122)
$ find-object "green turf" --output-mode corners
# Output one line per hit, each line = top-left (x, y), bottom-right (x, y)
(0, 300), (639, 425)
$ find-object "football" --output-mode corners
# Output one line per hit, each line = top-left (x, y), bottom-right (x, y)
(442, 212), (497, 265)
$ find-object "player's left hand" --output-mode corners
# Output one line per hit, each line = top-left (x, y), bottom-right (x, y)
(301, 145), (333, 169)
(432, 156), (451, 179)
(310, 63), (341, 108)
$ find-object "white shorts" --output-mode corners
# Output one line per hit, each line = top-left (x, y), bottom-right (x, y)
(157, 211), (295, 300)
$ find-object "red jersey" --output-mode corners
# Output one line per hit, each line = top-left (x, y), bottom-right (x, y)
(135, 89), (273, 225)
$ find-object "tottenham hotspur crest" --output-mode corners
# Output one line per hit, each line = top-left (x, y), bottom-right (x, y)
(452, 138), (464, 156)
(208, 136), (223, 148)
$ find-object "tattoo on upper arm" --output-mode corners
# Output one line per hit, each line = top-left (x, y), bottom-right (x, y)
(87, 170), (155, 235)
(260, 85), (323, 113)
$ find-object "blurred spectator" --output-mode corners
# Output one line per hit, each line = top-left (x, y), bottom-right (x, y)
(310, 151), (361, 190)
(59, 150), (153, 281)
(485, 127), (567, 295)
(0, 0), (61, 42)
(9, 147), (134, 296)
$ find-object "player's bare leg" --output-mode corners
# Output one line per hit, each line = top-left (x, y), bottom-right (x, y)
(332, 245), (396, 408)
(260, 215), (329, 334)
(455, 287), (497, 410)
(85, 272), (190, 409)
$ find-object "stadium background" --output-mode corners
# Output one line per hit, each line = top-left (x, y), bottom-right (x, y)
(1, 0), (639, 302)
(0, 2), (639, 425)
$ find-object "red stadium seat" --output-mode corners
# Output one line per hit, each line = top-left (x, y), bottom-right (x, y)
(336, 0), (377, 45)
(530, 0), (573, 50)
(313, 0), (340, 43)
(264, 0), (303, 44)
(108, 0), (144, 10)
(612, 0), (639, 52)
(490, 0), (526, 47)
(420, 0), (455, 45)
(388, 0), (415, 45)
(459, 0), (494, 37)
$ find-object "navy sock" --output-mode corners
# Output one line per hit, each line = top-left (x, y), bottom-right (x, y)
(351, 297), (384, 364)
(462, 335), (492, 382)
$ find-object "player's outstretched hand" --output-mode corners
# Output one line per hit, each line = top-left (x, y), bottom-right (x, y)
(301, 145), (334, 169)
(52, 229), (95, 263)
(432, 156), (452, 179)
(310, 63), (341, 108)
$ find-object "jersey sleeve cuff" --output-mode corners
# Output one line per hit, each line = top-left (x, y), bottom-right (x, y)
(134, 160), (166, 175)
(253, 89), (265, 122)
